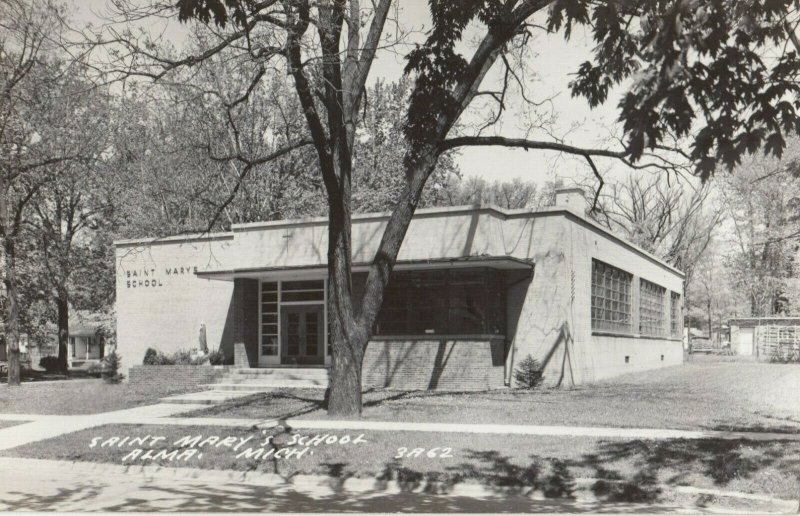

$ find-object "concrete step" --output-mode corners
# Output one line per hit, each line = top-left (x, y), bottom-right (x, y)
(224, 371), (329, 379)
(206, 381), (328, 391)
(224, 374), (329, 382)
(159, 390), (263, 405)
(220, 376), (329, 385)
(227, 368), (329, 377)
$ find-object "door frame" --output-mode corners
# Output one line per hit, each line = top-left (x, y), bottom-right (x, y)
(280, 304), (325, 365)
(258, 278), (330, 367)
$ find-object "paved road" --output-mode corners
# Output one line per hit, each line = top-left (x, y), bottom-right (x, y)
(0, 458), (769, 513)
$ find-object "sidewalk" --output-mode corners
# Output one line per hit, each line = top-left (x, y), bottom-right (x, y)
(0, 403), (205, 452)
(3, 458), (795, 513)
(3, 404), (799, 442)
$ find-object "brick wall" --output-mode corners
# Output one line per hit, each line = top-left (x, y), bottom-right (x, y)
(128, 365), (228, 390)
(362, 338), (505, 390)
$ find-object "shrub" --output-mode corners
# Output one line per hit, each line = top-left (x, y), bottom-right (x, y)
(142, 347), (208, 366)
(514, 354), (544, 389)
(39, 356), (61, 373)
(142, 348), (159, 365)
(207, 349), (225, 365)
(169, 349), (208, 365)
(102, 351), (125, 383)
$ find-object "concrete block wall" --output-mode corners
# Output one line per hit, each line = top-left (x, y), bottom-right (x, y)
(501, 212), (684, 387)
(362, 338), (505, 390)
(115, 236), (236, 377)
(128, 365), (228, 391)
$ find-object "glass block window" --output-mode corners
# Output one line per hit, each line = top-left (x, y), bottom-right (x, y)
(260, 281), (279, 356)
(670, 291), (682, 338)
(639, 279), (666, 336)
(591, 260), (632, 333)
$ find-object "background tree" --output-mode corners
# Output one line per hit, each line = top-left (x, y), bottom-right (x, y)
(27, 78), (115, 373)
(0, 0), (82, 385)
(586, 173), (723, 333)
(351, 79), (458, 212)
(439, 176), (556, 209)
(719, 145), (800, 316)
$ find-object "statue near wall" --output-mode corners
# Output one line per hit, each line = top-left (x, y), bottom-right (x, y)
(198, 322), (208, 354)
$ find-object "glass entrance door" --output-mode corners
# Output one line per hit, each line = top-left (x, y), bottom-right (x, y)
(280, 305), (324, 365)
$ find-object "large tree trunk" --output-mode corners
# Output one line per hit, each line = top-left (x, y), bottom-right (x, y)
(56, 290), (69, 374)
(3, 239), (21, 386)
(325, 172), (366, 415)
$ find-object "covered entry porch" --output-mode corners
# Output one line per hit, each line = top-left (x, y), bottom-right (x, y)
(199, 257), (532, 389)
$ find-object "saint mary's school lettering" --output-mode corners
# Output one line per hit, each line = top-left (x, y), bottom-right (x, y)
(125, 266), (198, 289)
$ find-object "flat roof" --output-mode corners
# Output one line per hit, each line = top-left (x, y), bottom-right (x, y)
(729, 317), (800, 327)
(197, 255), (534, 281)
(115, 204), (684, 278)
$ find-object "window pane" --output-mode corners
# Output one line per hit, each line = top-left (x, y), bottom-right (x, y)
(282, 291), (324, 302)
(374, 268), (506, 336)
(639, 279), (666, 336)
(670, 291), (682, 337)
(282, 280), (324, 291)
(591, 259), (632, 333)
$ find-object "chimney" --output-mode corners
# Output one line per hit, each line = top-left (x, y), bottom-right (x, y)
(554, 186), (587, 213)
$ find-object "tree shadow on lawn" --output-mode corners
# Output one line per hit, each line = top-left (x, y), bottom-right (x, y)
(578, 436), (800, 496)
(7, 437), (795, 511)
(318, 437), (800, 506)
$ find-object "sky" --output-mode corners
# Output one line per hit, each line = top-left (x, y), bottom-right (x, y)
(71, 0), (629, 187)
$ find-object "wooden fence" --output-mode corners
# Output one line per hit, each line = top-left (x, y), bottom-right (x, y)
(756, 325), (800, 361)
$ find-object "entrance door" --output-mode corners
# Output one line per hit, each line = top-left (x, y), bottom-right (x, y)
(281, 305), (324, 365)
(738, 327), (754, 356)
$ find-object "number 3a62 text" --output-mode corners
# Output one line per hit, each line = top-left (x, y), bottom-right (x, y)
(394, 447), (453, 459)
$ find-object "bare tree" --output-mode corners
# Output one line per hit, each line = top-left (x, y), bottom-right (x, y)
(439, 176), (555, 210)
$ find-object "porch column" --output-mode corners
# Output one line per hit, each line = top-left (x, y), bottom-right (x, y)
(233, 278), (259, 367)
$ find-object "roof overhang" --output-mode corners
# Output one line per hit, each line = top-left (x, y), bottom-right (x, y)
(196, 256), (534, 281)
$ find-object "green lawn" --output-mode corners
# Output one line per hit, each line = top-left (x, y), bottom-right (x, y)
(4, 422), (799, 501)
(0, 379), (199, 415)
(188, 358), (800, 433)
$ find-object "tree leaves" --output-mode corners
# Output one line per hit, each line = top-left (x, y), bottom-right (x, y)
(562, 0), (800, 179)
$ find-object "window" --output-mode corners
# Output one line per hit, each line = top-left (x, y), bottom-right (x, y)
(280, 280), (324, 302)
(375, 268), (506, 336)
(670, 291), (682, 338)
(260, 282), (279, 356)
(591, 260), (632, 333)
(69, 337), (75, 358)
(640, 279), (666, 336)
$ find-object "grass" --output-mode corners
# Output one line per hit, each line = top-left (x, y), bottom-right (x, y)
(189, 358), (800, 433)
(0, 379), (199, 415)
(4, 422), (799, 501)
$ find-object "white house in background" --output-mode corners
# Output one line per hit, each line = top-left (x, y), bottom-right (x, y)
(68, 322), (105, 370)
